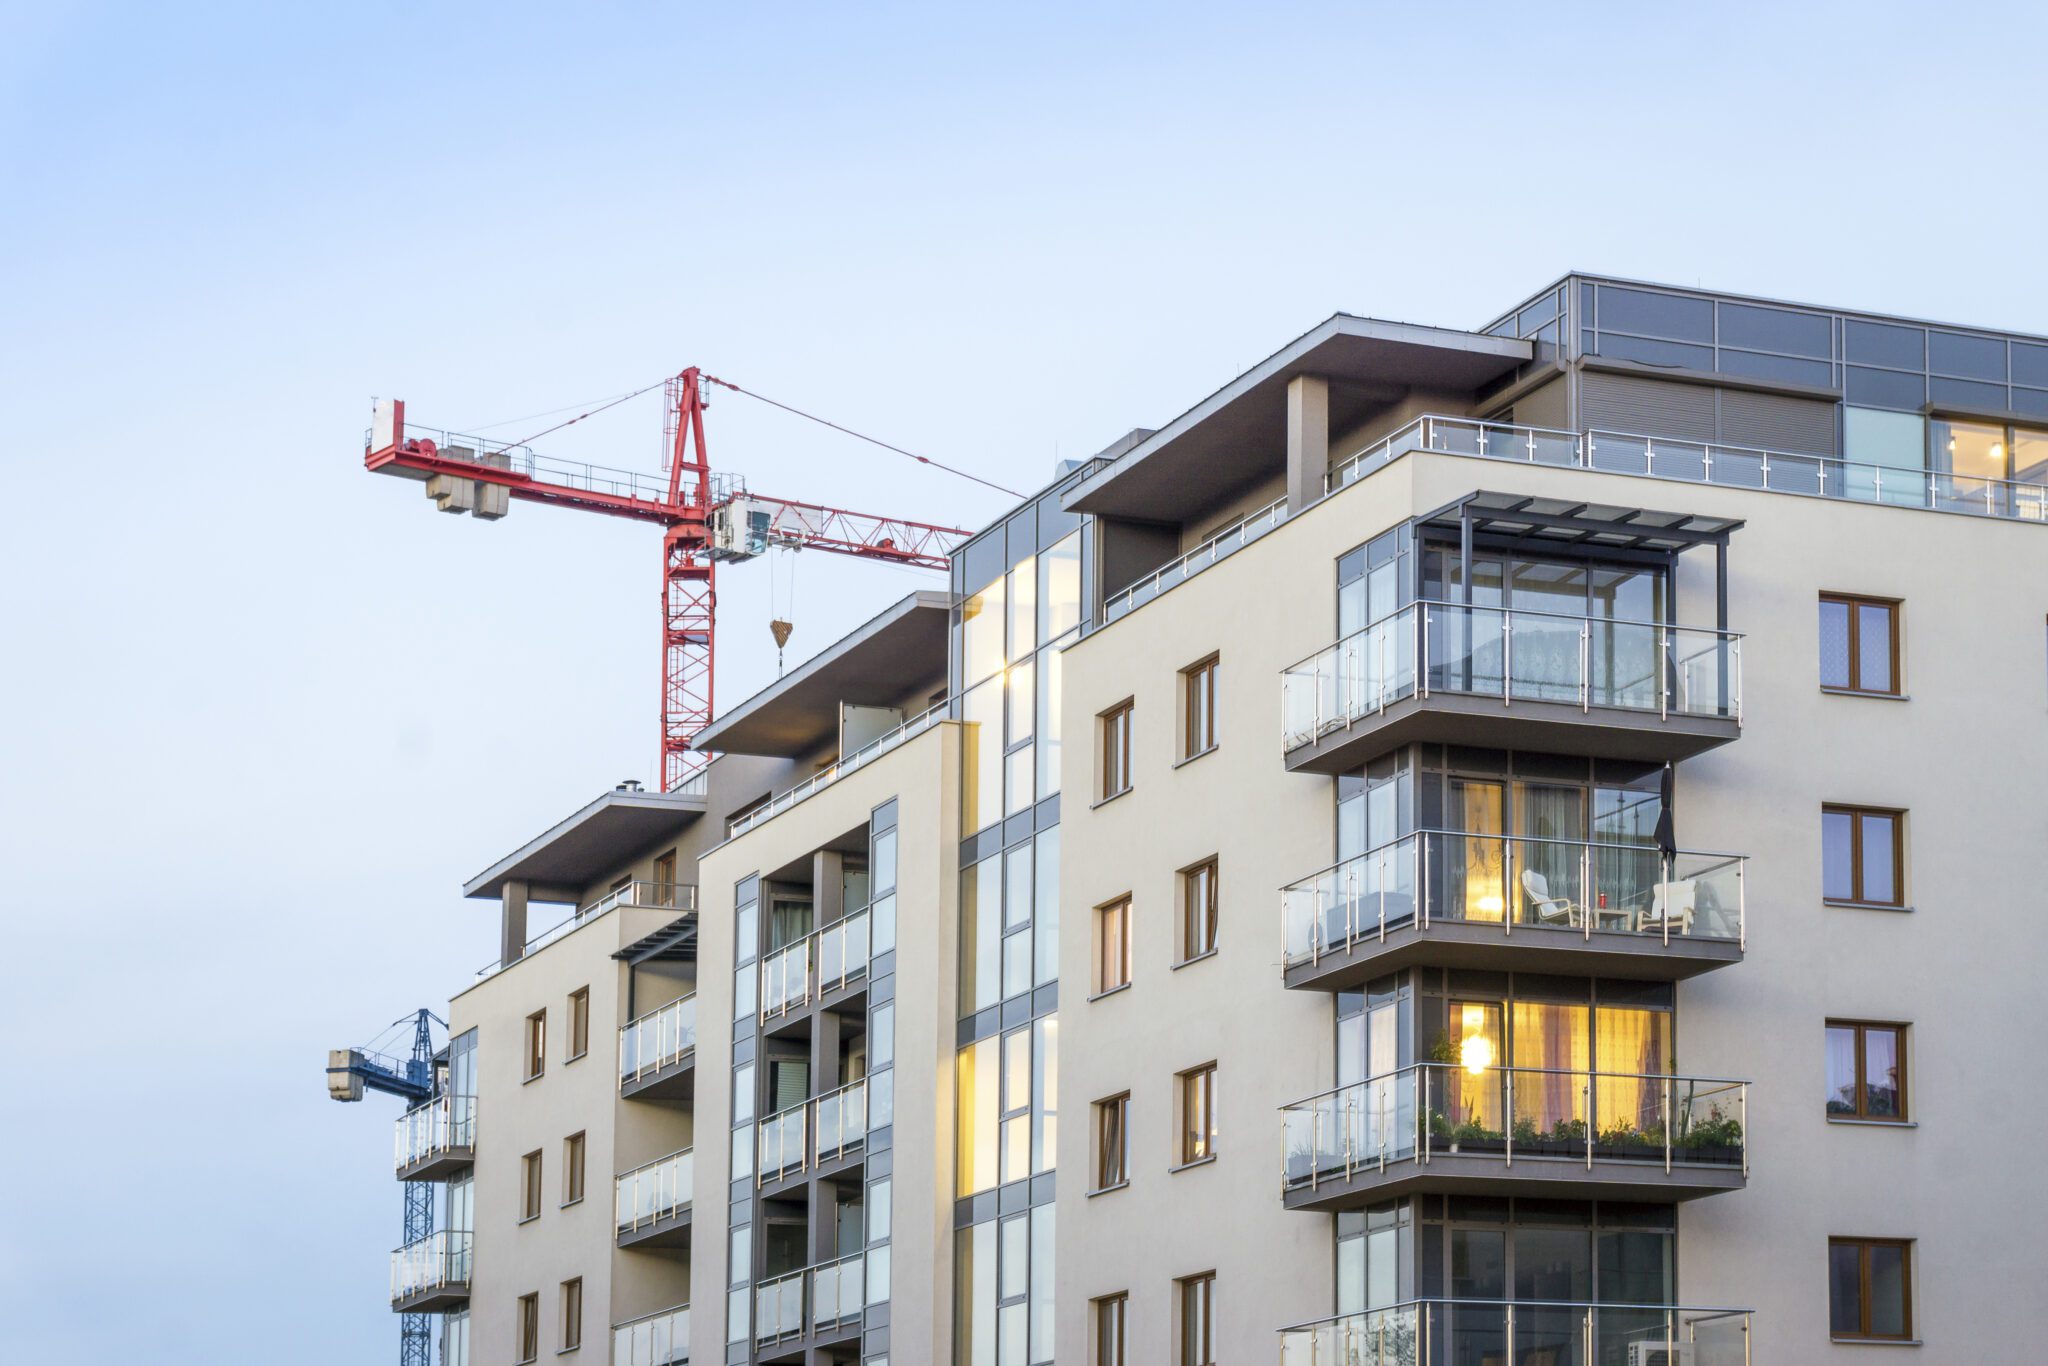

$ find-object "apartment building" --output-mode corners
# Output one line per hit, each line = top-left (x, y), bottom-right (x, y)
(378, 274), (2048, 1364)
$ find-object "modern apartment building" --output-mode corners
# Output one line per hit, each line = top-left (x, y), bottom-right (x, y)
(376, 273), (2048, 1365)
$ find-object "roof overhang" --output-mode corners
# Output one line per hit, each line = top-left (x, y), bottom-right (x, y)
(1064, 315), (1533, 522)
(464, 786), (708, 902)
(1421, 490), (1743, 556)
(692, 590), (950, 758)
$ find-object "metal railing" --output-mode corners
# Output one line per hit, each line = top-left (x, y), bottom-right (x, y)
(619, 994), (697, 1085)
(755, 1269), (806, 1343)
(1323, 410), (2048, 527)
(477, 881), (697, 979)
(1281, 831), (1745, 967)
(809, 1250), (866, 1331)
(614, 1148), (693, 1233)
(1280, 601), (1740, 752)
(390, 1229), (471, 1303)
(728, 701), (947, 839)
(814, 1078), (869, 1163)
(759, 938), (812, 1019)
(759, 904), (876, 1023)
(394, 1093), (476, 1171)
(1103, 495), (1289, 623)
(756, 1102), (808, 1184)
(612, 1303), (690, 1366)
(368, 418), (742, 511)
(1280, 1064), (1747, 1194)
(1277, 1300), (1752, 1366)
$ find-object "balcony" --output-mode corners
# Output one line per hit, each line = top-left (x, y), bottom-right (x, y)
(728, 701), (945, 840)
(611, 1303), (689, 1366)
(754, 1077), (882, 1192)
(394, 1094), (475, 1182)
(390, 1229), (471, 1313)
(1281, 1065), (1746, 1212)
(615, 1148), (692, 1251)
(477, 880), (696, 981)
(755, 1251), (869, 1352)
(1280, 832), (1744, 989)
(759, 906), (872, 1025)
(1279, 1300), (1751, 1366)
(1282, 602), (1740, 774)
(619, 994), (696, 1103)
(1101, 494), (1288, 624)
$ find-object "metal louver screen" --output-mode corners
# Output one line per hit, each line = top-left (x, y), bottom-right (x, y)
(1581, 374), (1717, 442)
(1718, 389), (1837, 455)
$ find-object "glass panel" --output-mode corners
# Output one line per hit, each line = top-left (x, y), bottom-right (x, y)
(1869, 1244), (1907, 1335)
(1929, 329), (2005, 380)
(1597, 1229), (1674, 1305)
(1843, 408), (1928, 504)
(1825, 1025), (1857, 1116)
(1859, 812), (1897, 904)
(1598, 286), (1714, 342)
(1008, 555), (1037, 661)
(956, 1038), (999, 1196)
(1033, 1016), (1058, 1175)
(1819, 599), (1851, 688)
(961, 857), (999, 1013)
(1033, 829), (1060, 986)
(1829, 1243), (1863, 1335)
(1035, 643), (1062, 797)
(1037, 532), (1081, 642)
(1864, 1027), (1902, 1118)
(962, 678), (1002, 834)
(1822, 810), (1855, 900)
(962, 577), (1005, 687)
(1856, 604), (1893, 692)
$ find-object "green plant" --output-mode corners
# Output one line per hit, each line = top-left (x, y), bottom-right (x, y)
(1547, 1117), (1588, 1144)
(1448, 1116), (1503, 1144)
(1429, 1032), (1458, 1065)
(1511, 1116), (1541, 1144)
(1596, 1121), (1654, 1148)
(1678, 1107), (1745, 1150)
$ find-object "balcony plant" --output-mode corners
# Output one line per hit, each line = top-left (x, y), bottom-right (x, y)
(1675, 1107), (1744, 1165)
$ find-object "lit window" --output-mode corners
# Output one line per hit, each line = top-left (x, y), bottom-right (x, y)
(1178, 1064), (1216, 1165)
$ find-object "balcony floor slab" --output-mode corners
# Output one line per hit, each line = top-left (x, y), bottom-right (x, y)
(1287, 693), (1739, 775)
(1286, 921), (1741, 991)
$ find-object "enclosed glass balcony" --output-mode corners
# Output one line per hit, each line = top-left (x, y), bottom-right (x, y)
(614, 1148), (692, 1249)
(1278, 1300), (1751, 1366)
(1280, 831), (1744, 987)
(394, 1094), (475, 1181)
(1280, 1064), (1747, 1210)
(619, 994), (697, 1101)
(612, 1303), (689, 1366)
(390, 1229), (471, 1313)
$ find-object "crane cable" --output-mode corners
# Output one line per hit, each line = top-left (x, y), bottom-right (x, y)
(703, 373), (1024, 499)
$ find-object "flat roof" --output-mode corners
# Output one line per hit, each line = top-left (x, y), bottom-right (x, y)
(691, 590), (949, 758)
(1064, 314), (1531, 522)
(464, 786), (707, 902)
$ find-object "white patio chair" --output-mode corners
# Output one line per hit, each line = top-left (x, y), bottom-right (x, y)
(1520, 869), (1578, 928)
(1637, 878), (1697, 935)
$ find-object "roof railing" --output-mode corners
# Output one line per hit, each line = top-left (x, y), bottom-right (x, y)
(727, 700), (947, 839)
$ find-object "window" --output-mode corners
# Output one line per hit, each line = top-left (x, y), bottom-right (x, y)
(1818, 595), (1899, 695)
(1822, 806), (1904, 906)
(524, 1010), (547, 1080)
(1177, 1272), (1216, 1366)
(1830, 1238), (1912, 1341)
(1178, 1064), (1216, 1165)
(559, 1278), (583, 1352)
(652, 848), (677, 904)
(1094, 1094), (1129, 1191)
(1100, 701), (1132, 800)
(563, 1132), (586, 1204)
(515, 1292), (539, 1363)
(520, 1150), (542, 1222)
(566, 988), (589, 1061)
(1093, 897), (1131, 996)
(1092, 1292), (1127, 1366)
(1181, 657), (1217, 758)
(1180, 859), (1218, 962)
(1826, 1023), (1907, 1121)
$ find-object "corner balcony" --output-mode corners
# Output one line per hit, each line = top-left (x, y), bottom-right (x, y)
(1279, 1300), (1752, 1366)
(1281, 602), (1740, 774)
(390, 1229), (471, 1313)
(619, 994), (696, 1103)
(612, 1303), (688, 1366)
(1281, 832), (1744, 990)
(755, 1251), (870, 1358)
(615, 1148), (692, 1251)
(394, 1094), (476, 1182)
(1280, 1065), (1747, 1211)
(759, 906), (873, 1026)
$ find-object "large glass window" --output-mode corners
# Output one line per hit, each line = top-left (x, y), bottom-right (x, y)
(1843, 407), (1929, 505)
(962, 677), (1002, 834)
(1038, 532), (1082, 641)
(956, 1036), (999, 1197)
(962, 576), (1006, 688)
(1825, 1022), (1907, 1121)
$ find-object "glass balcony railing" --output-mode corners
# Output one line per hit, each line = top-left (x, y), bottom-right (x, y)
(394, 1094), (475, 1171)
(760, 938), (812, 1019)
(614, 1148), (692, 1233)
(814, 1079), (869, 1163)
(757, 1103), (808, 1184)
(1280, 602), (1740, 752)
(476, 880), (697, 980)
(390, 1229), (471, 1303)
(619, 994), (696, 1085)
(817, 909), (872, 994)
(753, 1254), (867, 1344)
(1102, 495), (1288, 623)
(761, 907), (874, 1022)
(611, 1303), (689, 1366)
(1281, 831), (1745, 966)
(1278, 1300), (1751, 1366)
(1281, 1064), (1747, 1193)
(755, 1270), (806, 1344)
(809, 1251), (866, 1331)
(728, 701), (947, 839)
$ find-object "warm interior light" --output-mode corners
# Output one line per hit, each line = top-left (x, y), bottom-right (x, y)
(1476, 895), (1504, 915)
(1461, 1035), (1495, 1075)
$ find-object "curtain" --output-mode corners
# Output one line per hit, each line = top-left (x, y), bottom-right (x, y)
(1512, 1002), (1590, 1133)
(1516, 783), (1586, 924)
(1594, 1007), (1671, 1138)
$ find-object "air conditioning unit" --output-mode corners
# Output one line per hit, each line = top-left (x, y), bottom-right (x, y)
(1628, 1342), (1692, 1366)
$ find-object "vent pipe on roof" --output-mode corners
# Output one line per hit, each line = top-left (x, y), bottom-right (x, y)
(616, 779), (644, 793)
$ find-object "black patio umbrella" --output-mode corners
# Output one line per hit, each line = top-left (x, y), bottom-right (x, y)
(1653, 763), (1677, 858)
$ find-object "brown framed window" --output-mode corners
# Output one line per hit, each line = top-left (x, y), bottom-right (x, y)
(1094, 1093), (1130, 1191)
(1180, 858), (1218, 962)
(1825, 1022), (1907, 1121)
(1093, 1292), (1127, 1366)
(566, 988), (590, 1062)
(563, 1132), (587, 1204)
(1829, 1238), (1912, 1341)
(1818, 594), (1899, 695)
(520, 1150), (543, 1222)
(559, 1277), (583, 1351)
(1181, 656), (1217, 758)
(1822, 805), (1904, 906)
(1178, 1271), (1216, 1366)
(1100, 700), (1133, 799)
(524, 1009), (547, 1080)
(1178, 1063), (1217, 1165)
(652, 848), (678, 904)
(1094, 897), (1132, 996)
(515, 1292), (540, 1362)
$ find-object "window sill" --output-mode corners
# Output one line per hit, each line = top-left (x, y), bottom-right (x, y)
(565, 1051), (587, 1065)
(560, 1196), (585, 1209)
(1820, 687), (1910, 702)
(1091, 787), (1132, 811)
(518, 1214), (540, 1227)
(557, 1346), (583, 1357)
(1088, 982), (1132, 1003)
(1172, 745), (1218, 770)
(1172, 948), (1219, 972)
(1830, 1338), (1921, 1347)
(1169, 1154), (1218, 1174)
(1086, 1180), (1130, 1199)
(1825, 899), (1914, 914)
(1828, 1117), (1916, 1129)
(523, 1072), (544, 1086)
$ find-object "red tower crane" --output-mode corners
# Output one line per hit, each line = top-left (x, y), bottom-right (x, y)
(363, 368), (971, 790)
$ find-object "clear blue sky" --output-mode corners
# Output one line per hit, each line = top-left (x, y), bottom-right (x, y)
(4, 3), (2045, 1362)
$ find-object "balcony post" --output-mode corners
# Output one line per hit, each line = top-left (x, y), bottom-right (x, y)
(1585, 1079), (1593, 1170)
(1664, 1075), (1674, 1175)
(1505, 1067), (1514, 1167)
(1582, 843), (1593, 942)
